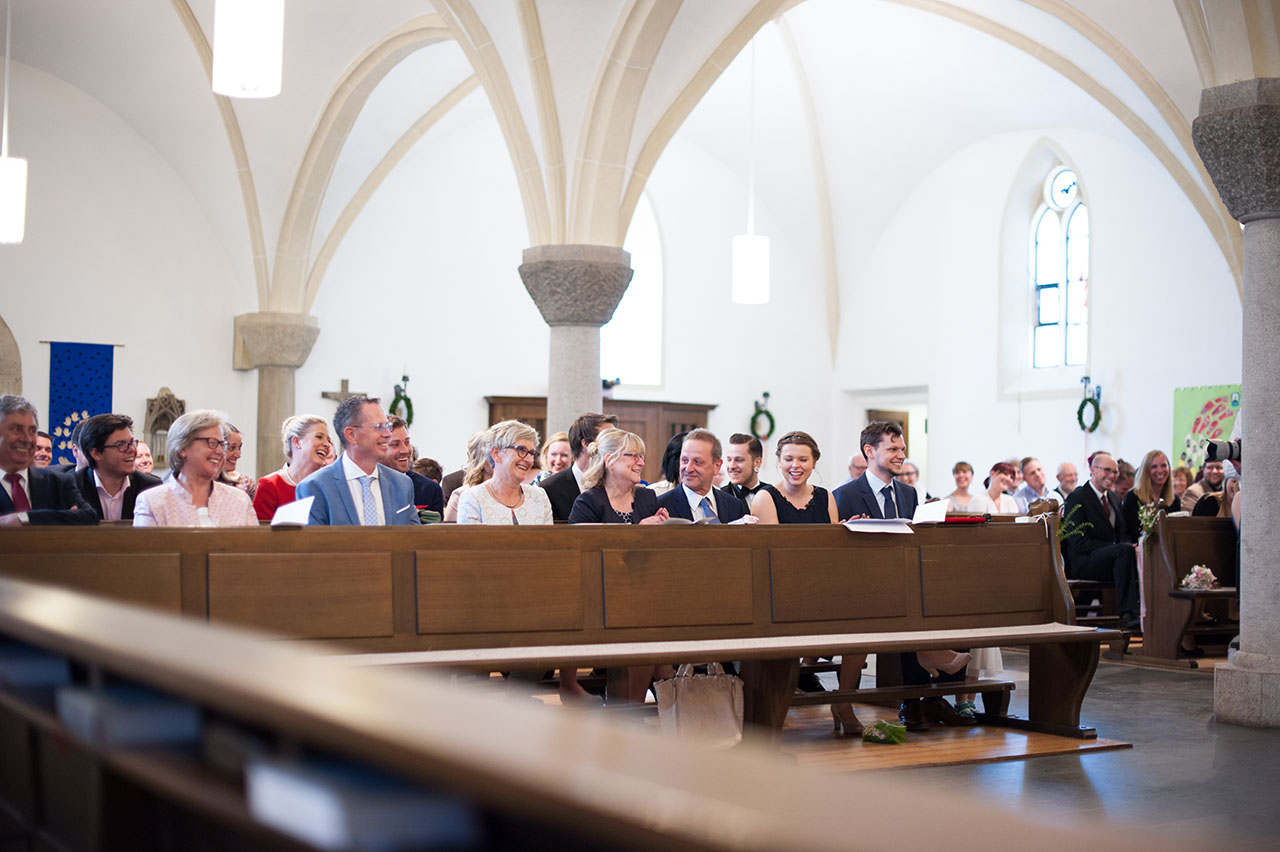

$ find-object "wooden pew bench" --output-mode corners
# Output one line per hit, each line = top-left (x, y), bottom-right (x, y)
(343, 621), (1116, 740)
(1138, 513), (1238, 666)
(0, 519), (1118, 741)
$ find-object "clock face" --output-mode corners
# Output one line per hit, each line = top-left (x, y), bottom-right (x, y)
(1046, 168), (1078, 210)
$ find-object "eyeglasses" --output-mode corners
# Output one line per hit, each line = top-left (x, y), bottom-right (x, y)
(191, 437), (229, 451)
(503, 445), (535, 459)
(1093, 465), (1118, 475)
(620, 452), (645, 461)
(367, 422), (393, 433)
(104, 438), (138, 453)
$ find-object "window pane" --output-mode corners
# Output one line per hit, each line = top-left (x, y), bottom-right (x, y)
(1037, 285), (1060, 325)
(1034, 210), (1062, 284)
(1066, 323), (1088, 365)
(1034, 324), (1062, 368)
(1066, 279), (1088, 324)
(1066, 205), (1089, 283)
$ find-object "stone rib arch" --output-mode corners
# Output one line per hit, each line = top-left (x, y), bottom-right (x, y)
(270, 15), (454, 313)
(0, 314), (20, 394)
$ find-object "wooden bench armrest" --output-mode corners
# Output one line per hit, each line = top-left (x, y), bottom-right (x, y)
(339, 623), (1121, 671)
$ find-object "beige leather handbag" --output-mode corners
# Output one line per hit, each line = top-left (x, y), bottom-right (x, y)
(654, 662), (744, 749)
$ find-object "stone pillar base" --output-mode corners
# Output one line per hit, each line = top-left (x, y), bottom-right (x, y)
(1215, 654), (1280, 727)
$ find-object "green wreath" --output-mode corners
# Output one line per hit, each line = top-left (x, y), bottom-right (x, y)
(390, 388), (414, 427)
(1077, 397), (1100, 433)
(750, 408), (775, 441)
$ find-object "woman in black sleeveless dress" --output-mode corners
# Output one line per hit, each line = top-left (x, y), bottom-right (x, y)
(749, 431), (865, 737)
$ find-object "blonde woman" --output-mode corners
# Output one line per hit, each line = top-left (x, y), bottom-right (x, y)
(568, 428), (668, 524)
(1122, 449), (1178, 543)
(535, 431), (572, 484)
(253, 415), (333, 521)
(134, 410), (258, 527)
(456, 420), (553, 525)
(443, 429), (492, 523)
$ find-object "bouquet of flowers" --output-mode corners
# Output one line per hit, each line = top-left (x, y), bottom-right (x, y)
(1180, 564), (1219, 590)
(1138, 502), (1160, 538)
(861, 720), (908, 745)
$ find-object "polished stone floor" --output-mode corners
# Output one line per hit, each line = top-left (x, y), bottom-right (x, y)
(876, 650), (1280, 850)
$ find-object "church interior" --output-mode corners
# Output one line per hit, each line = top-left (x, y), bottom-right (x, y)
(0, 1), (1277, 850)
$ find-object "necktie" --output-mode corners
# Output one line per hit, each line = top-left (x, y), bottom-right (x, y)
(5, 473), (30, 512)
(881, 485), (897, 519)
(699, 495), (720, 524)
(359, 475), (378, 525)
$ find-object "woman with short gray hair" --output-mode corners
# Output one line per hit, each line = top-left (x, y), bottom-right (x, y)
(134, 410), (258, 527)
(456, 420), (552, 526)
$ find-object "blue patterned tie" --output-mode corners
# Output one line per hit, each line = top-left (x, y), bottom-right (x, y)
(699, 496), (720, 524)
(881, 485), (898, 519)
(359, 475), (378, 525)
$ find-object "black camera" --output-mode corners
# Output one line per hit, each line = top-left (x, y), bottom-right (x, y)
(1205, 439), (1241, 463)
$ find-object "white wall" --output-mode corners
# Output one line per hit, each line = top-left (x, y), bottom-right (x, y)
(0, 63), (255, 462)
(838, 130), (1240, 499)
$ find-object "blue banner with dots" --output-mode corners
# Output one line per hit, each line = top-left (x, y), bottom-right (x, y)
(48, 342), (113, 466)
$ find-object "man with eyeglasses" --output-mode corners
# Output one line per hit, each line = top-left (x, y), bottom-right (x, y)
(296, 395), (420, 526)
(0, 394), (96, 526)
(73, 413), (162, 521)
(1062, 450), (1141, 631)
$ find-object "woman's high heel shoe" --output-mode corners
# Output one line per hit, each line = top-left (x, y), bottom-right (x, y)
(919, 651), (972, 678)
(831, 703), (863, 738)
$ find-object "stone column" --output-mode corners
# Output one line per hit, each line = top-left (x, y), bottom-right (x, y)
(233, 312), (320, 478)
(1193, 78), (1280, 726)
(518, 245), (633, 434)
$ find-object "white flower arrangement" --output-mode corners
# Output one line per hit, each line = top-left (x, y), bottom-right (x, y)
(1180, 564), (1219, 590)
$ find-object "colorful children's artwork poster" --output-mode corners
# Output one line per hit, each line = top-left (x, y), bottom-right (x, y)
(1173, 385), (1241, 474)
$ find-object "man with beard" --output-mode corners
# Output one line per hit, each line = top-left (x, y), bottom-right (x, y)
(722, 433), (767, 508)
(1181, 459), (1226, 516)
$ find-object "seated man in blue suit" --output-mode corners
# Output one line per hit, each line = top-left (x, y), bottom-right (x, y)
(833, 421), (972, 730)
(296, 396), (420, 526)
(0, 394), (96, 526)
(656, 428), (747, 523)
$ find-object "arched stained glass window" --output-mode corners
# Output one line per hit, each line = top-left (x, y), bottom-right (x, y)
(1032, 167), (1087, 368)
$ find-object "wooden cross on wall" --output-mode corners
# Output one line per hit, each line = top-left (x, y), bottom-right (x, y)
(321, 379), (366, 402)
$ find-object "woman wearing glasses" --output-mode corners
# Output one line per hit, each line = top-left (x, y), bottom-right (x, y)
(568, 428), (669, 524)
(134, 410), (258, 526)
(456, 420), (553, 525)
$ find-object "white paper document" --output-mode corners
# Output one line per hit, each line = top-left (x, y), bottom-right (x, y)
(911, 499), (949, 524)
(843, 517), (914, 534)
(271, 496), (314, 527)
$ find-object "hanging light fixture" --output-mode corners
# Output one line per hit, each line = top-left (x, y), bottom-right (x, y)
(732, 36), (769, 305)
(212, 0), (285, 98)
(0, 0), (26, 245)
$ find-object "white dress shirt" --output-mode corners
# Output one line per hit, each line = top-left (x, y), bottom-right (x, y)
(94, 470), (128, 521)
(342, 453), (385, 526)
(683, 484), (717, 521)
(863, 469), (898, 517)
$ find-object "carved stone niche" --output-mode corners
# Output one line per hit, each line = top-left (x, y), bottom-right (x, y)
(144, 388), (185, 471)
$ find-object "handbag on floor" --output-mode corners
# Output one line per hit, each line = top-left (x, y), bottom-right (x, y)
(653, 662), (744, 749)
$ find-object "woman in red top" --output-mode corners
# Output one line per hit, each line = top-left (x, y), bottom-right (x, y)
(253, 414), (333, 521)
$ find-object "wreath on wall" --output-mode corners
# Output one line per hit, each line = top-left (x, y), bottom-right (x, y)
(390, 376), (414, 427)
(1077, 397), (1100, 433)
(751, 392), (775, 440)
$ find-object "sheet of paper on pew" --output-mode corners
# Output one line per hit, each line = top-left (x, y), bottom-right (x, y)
(271, 496), (314, 527)
(246, 754), (480, 851)
(842, 500), (946, 533)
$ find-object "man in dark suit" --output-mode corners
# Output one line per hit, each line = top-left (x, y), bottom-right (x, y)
(0, 394), (96, 526)
(539, 412), (618, 521)
(296, 396), (420, 526)
(657, 429), (747, 522)
(1054, 461), (1078, 501)
(833, 421), (919, 521)
(834, 421), (971, 729)
(722, 433), (767, 509)
(382, 416), (444, 518)
(1062, 451), (1140, 631)
(73, 413), (162, 521)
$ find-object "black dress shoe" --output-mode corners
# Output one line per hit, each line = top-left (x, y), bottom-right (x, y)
(923, 697), (977, 726)
(1119, 614), (1142, 632)
(898, 699), (927, 731)
(796, 672), (827, 693)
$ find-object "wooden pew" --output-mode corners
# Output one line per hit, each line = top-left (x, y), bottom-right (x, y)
(0, 520), (1116, 740)
(0, 576), (1182, 852)
(1137, 513), (1238, 666)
